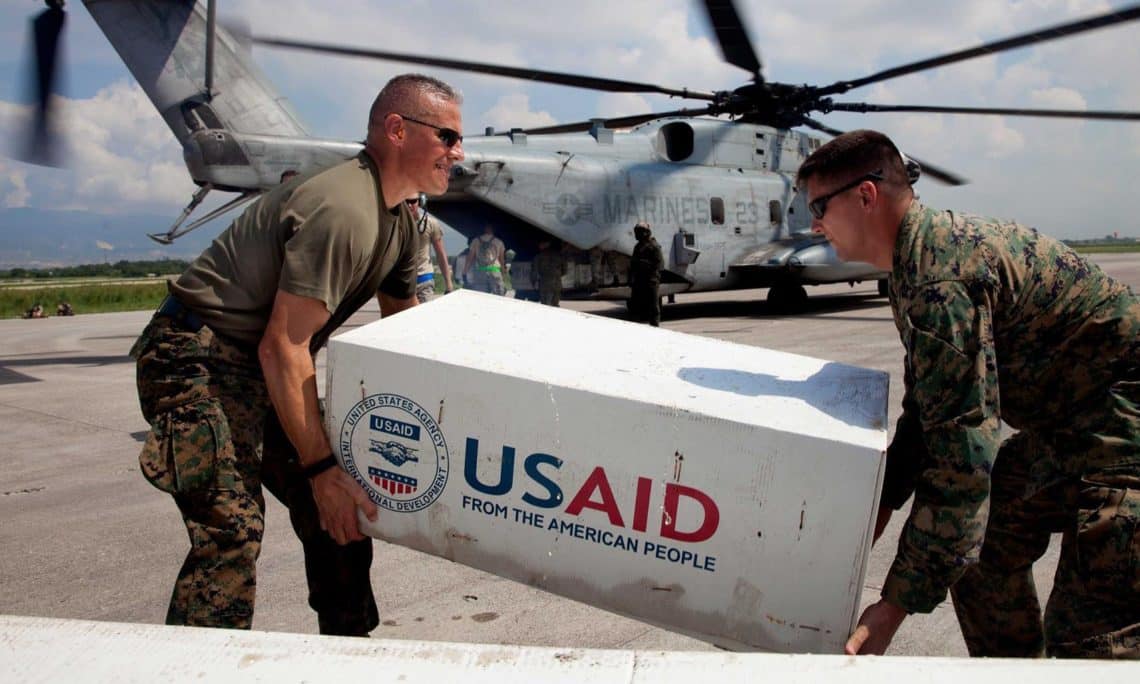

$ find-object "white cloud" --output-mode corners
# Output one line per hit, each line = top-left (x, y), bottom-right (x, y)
(978, 119), (1027, 159)
(0, 161), (30, 208)
(479, 94), (559, 133)
(1029, 87), (1087, 111)
(595, 94), (654, 121)
(0, 80), (193, 213)
(1, 0), (1137, 241)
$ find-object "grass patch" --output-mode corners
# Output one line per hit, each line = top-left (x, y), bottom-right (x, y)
(0, 282), (168, 319)
(1069, 243), (1140, 254)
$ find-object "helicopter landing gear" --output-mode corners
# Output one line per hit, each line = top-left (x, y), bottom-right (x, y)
(147, 184), (259, 245)
(877, 278), (889, 297)
(767, 283), (807, 313)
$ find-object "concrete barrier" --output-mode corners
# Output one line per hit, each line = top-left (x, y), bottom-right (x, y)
(3, 616), (1136, 682)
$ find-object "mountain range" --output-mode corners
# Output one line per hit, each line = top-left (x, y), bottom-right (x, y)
(0, 208), (214, 268)
(0, 207), (471, 269)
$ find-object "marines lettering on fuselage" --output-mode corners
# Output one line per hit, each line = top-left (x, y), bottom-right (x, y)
(603, 194), (712, 227)
(600, 195), (770, 229)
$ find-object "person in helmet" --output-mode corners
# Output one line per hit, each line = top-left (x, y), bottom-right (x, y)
(628, 221), (664, 326)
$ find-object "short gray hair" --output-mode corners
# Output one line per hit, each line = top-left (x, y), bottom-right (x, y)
(368, 74), (462, 133)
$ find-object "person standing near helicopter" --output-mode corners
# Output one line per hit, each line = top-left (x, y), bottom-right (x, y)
(132, 74), (465, 637)
(405, 195), (452, 303)
(797, 129), (1140, 659)
(465, 224), (508, 295)
(531, 238), (567, 306)
(627, 221), (664, 326)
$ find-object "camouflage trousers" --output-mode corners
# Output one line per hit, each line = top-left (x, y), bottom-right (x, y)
(950, 431), (1140, 658)
(132, 315), (379, 635)
(468, 269), (505, 296)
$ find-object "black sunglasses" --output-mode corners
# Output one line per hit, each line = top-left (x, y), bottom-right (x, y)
(808, 170), (883, 220)
(400, 114), (463, 148)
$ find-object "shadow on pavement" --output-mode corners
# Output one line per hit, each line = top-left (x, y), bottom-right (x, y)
(581, 292), (888, 322)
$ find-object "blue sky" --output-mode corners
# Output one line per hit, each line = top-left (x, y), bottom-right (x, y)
(1, 0), (1138, 242)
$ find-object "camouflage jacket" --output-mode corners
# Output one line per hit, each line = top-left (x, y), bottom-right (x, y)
(881, 202), (1140, 613)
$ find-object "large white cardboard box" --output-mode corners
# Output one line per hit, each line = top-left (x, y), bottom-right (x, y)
(326, 291), (888, 653)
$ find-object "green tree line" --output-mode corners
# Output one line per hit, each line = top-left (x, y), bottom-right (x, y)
(0, 260), (190, 280)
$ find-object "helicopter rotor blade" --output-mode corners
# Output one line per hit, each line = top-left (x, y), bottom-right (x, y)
(800, 118), (968, 186)
(830, 102), (1140, 121)
(817, 3), (1140, 97)
(883, 152), (966, 186)
(701, 0), (763, 80)
(19, 0), (67, 167)
(507, 106), (720, 136)
(799, 117), (845, 138)
(251, 36), (718, 101)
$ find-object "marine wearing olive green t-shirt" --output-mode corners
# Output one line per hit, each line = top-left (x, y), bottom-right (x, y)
(172, 152), (418, 347)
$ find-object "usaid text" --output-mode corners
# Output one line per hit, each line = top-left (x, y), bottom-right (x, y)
(462, 438), (719, 572)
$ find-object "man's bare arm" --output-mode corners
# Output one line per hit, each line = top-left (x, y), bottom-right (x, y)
(259, 289), (377, 544)
(432, 235), (453, 292)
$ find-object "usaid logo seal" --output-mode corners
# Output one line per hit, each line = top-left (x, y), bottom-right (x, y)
(339, 393), (449, 513)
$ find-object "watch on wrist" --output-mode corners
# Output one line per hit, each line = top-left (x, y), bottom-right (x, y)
(300, 454), (338, 479)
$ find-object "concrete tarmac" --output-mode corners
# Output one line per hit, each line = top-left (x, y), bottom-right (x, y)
(1, 253), (1136, 656)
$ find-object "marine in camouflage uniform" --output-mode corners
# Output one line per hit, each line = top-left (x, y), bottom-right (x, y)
(531, 239), (566, 306)
(881, 203), (1140, 657)
(798, 129), (1140, 658)
(131, 75), (463, 635)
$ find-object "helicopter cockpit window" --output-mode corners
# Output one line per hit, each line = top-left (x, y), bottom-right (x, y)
(710, 197), (725, 225)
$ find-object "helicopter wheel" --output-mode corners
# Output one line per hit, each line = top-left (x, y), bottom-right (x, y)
(767, 283), (808, 313)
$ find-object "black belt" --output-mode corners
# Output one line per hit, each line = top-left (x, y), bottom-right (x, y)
(156, 295), (204, 333)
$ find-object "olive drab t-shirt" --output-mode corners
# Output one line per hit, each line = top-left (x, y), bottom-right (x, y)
(170, 152), (418, 347)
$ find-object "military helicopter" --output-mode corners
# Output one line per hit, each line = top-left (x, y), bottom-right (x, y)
(18, 0), (1140, 310)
